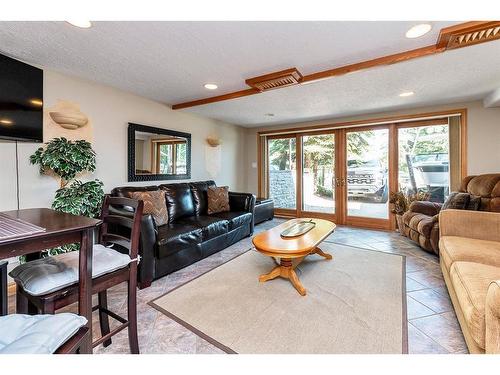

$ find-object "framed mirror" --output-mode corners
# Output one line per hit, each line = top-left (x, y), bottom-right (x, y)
(128, 122), (191, 181)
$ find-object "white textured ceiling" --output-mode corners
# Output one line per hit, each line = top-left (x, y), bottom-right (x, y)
(1, 21), (499, 127)
(186, 40), (500, 126)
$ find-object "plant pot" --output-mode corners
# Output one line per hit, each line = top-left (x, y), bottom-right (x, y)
(395, 214), (405, 236)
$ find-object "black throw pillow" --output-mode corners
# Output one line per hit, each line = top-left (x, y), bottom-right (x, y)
(442, 192), (470, 210)
(466, 195), (482, 211)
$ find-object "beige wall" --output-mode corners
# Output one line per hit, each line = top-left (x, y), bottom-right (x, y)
(244, 100), (500, 195)
(0, 70), (246, 212)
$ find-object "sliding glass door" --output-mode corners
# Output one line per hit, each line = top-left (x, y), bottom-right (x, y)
(267, 136), (297, 212)
(301, 133), (336, 215)
(345, 128), (389, 221)
(262, 115), (462, 230)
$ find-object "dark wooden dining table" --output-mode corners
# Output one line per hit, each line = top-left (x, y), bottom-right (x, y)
(0, 208), (101, 354)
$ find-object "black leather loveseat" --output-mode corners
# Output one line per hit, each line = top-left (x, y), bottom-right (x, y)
(111, 181), (255, 288)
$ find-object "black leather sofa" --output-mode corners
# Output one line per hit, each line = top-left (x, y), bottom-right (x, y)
(111, 181), (255, 288)
(254, 198), (274, 224)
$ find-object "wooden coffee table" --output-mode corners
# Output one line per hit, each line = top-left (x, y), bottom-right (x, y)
(252, 218), (336, 296)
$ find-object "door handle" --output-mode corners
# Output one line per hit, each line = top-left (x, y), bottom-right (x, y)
(335, 177), (341, 187)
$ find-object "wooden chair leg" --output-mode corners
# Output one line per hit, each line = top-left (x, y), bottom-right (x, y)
(40, 300), (55, 314)
(16, 290), (28, 314)
(127, 276), (139, 354)
(0, 261), (7, 316)
(98, 291), (112, 347)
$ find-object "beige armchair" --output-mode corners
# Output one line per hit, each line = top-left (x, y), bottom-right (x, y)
(439, 209), (500, 354)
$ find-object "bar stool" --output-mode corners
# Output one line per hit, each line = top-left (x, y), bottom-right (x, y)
(10, 196), (144, 353)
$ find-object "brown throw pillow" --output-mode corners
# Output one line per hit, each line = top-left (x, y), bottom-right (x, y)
(442, 192), (470, 210)
(130, 190), (168, 226)
(207, 186), (230, 215)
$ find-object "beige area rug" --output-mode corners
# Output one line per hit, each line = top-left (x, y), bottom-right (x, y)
(150, 243), (407, 354)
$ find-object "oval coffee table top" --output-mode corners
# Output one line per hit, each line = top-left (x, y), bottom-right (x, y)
(252, 218), (336, 258)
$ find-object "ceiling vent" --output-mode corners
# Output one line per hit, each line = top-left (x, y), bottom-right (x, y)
(245, 68), (303, 92)
(438, 22), (500, 50)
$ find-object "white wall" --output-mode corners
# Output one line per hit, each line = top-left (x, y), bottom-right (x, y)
(0, 70), (247, 212)
(244, 100), (500, 195)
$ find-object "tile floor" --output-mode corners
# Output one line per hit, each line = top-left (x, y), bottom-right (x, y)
(7, 218), (468, 354)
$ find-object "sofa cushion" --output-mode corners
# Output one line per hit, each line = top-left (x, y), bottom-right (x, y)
(442, 192), (470, 210)
(450, 261), (500, 349)
(130, 190), (169, 226)
(110, 185), (160, 212)
(9, 244), (132, 296)
(415, 215), (437, 237)
(403, 212), (436, 237)
(179, 216), (229, 240)
(0, 313), (87, 354)
(207, 186), (230, 215)
(111, 185), (159, 198)
(440, 236), (500, 273)
(156, 223), (203, 258)
(189, 181), (216, 216)
(210, 211), (252, 230)
(160, 183), (195, 223)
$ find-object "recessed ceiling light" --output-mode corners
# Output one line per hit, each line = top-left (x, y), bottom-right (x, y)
(399, 91), (415, 97)
(0, 119), (13, 125)
(204, 83), (218, 90)
(405, 23), (432, 39)
(29, 99), (43, 106)
(66, 20), (92, 29)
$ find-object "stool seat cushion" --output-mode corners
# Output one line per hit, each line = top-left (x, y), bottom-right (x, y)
(9, 244), (132, 296)
(0, 313), (87, 354)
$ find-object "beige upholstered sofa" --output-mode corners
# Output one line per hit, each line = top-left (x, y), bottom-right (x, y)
(439, 209), (500, 354)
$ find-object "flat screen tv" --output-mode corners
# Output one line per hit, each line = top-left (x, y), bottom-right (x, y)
(0, 53), (43, 142)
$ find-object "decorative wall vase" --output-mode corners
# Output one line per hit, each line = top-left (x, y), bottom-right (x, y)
(44, 100), (93, 143)
(206, 137), (221, 147)
(49, 110), (88, 130)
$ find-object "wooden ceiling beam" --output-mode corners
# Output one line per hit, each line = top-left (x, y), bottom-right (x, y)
(300, 44), (441, 84)
(172, 45), (441, 110)
(171, 22), (499, 110)
(171, 88), (259, 110)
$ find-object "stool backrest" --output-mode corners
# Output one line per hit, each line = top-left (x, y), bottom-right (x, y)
(99, 196), (144, 259)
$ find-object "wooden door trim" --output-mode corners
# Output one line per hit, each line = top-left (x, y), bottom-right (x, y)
(257, 133), (262, 198)
(337, 129), (347, 225)
(296, 134), (303, 217)
(345, 217), (392, 230)
(258, 108), (466, 136)
(460, 109), (468, 178)
(389, 124), (398, 231)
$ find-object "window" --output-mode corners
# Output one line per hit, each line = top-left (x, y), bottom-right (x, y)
(398, 124), (450, 203)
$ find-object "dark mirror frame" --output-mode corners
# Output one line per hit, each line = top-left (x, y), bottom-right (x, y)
(128, 122), (192, 182)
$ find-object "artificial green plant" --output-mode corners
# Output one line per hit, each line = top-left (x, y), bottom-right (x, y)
(30, 137), (104, 256)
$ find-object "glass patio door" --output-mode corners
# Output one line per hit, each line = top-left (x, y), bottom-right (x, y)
(300, 133), (337, 217)
(267, 136), (297, 215)
(344, 127), (391, 225)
